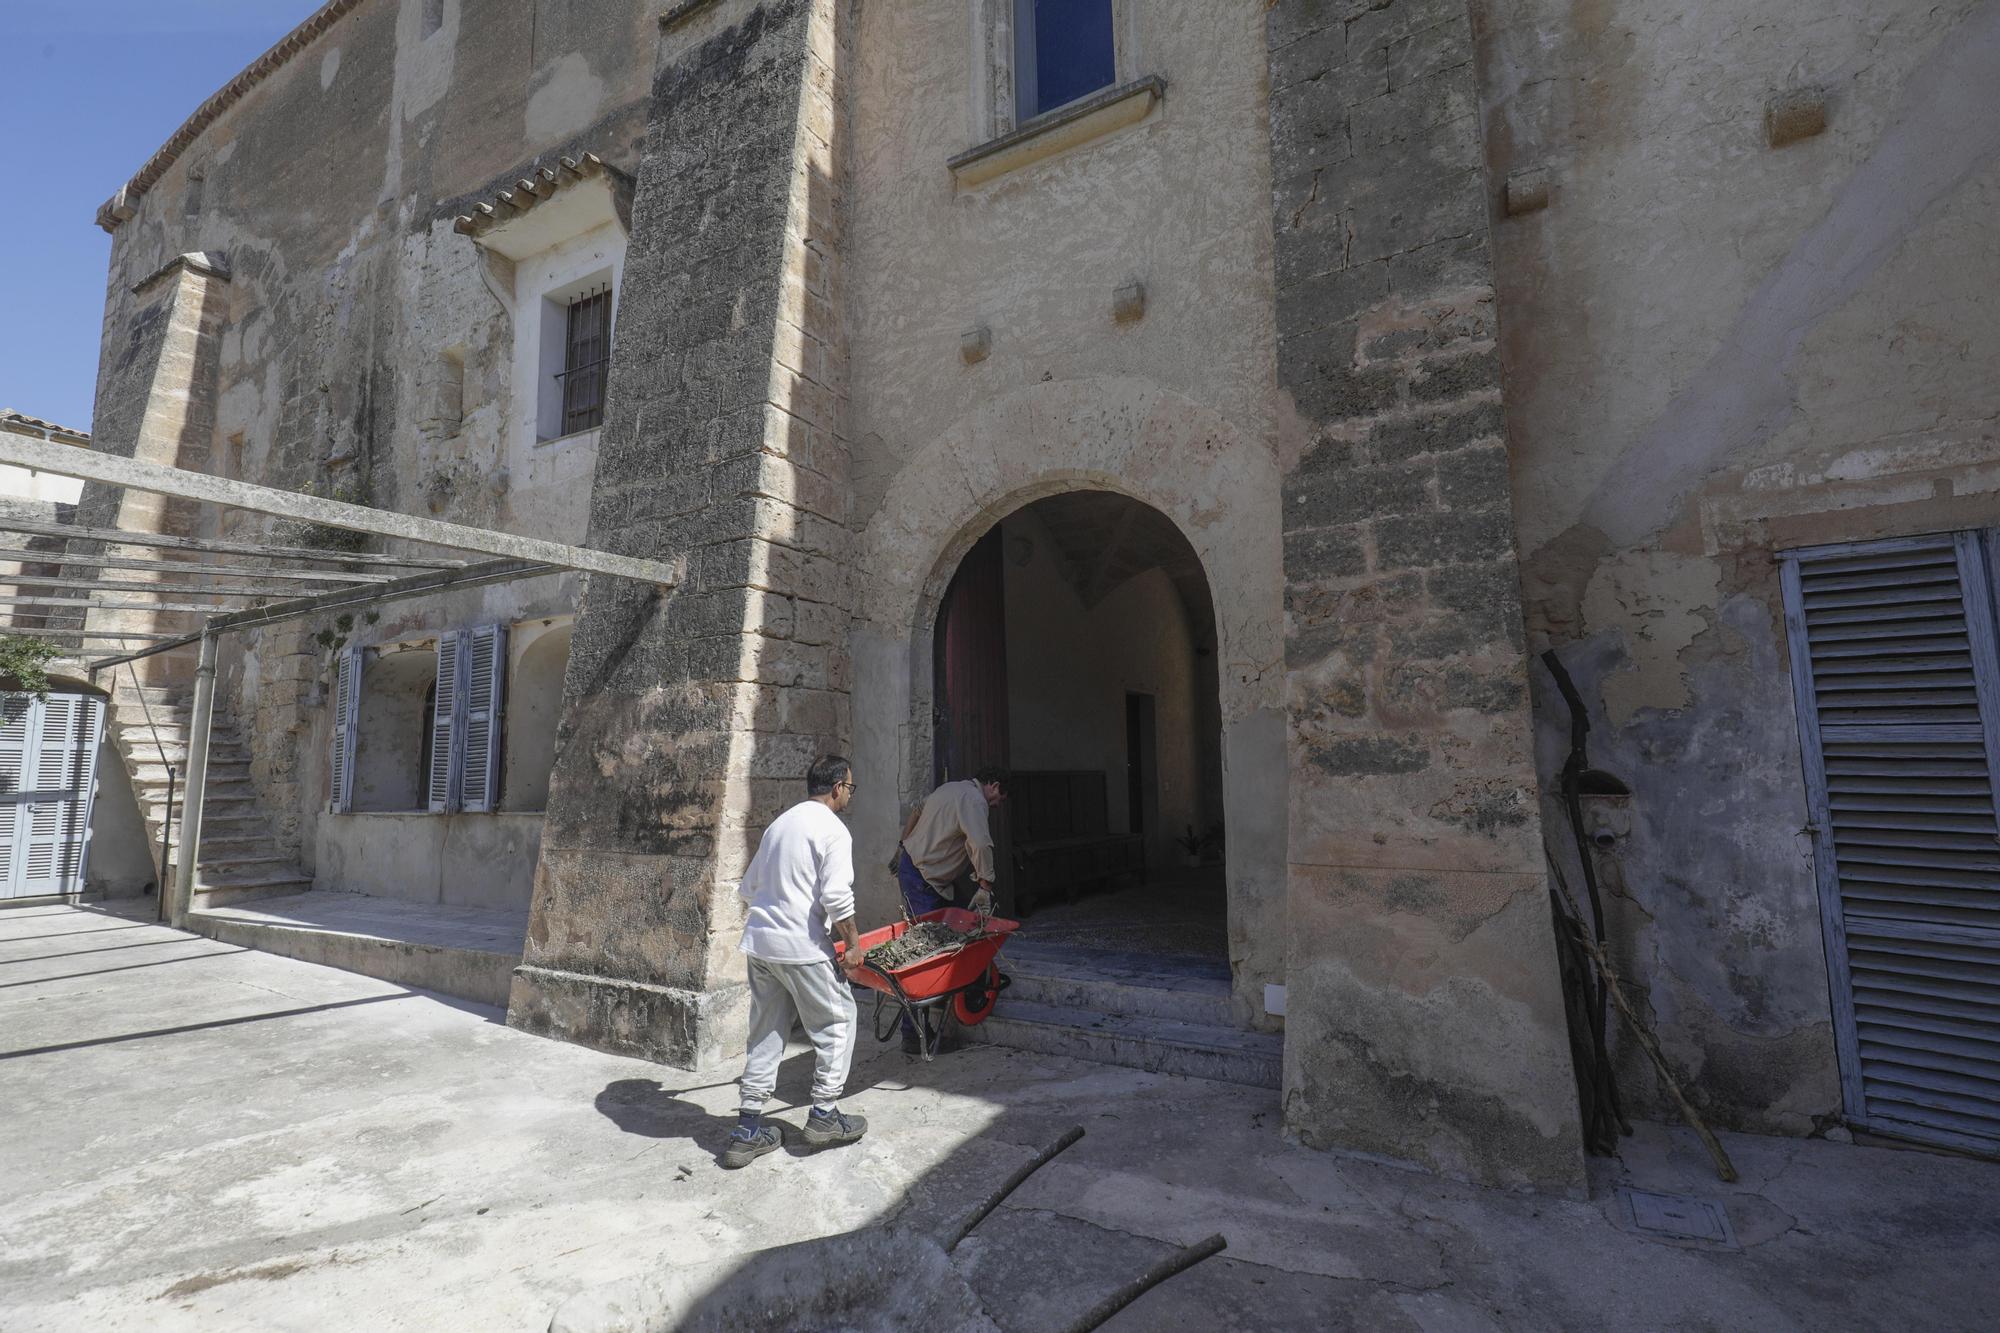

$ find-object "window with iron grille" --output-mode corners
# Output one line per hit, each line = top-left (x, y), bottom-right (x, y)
(559, 288), (611, 435)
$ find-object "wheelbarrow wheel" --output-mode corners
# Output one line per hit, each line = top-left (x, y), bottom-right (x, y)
(953, 965), (1000, 1026)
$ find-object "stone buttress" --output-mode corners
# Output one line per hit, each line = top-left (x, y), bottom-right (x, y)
(509, 0), (855, 1067)
(1266, 0), (1586, 1191)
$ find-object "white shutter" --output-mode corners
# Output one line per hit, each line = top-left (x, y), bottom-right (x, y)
(460, 624), (508, 813)
(330, 645), (362, 813)
(1783, 530), (2000, 1155)
(12, 694), (103, 897)
(0, 696), (33, 895)
(428, 632), (462, 813)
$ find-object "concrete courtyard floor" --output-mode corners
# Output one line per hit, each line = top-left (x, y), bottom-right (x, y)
(3, 901), (1997, 1332)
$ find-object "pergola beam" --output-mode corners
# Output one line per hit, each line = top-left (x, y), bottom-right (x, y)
(0, 596), (255, 615)
(0, 516), (464, 569)
(0, 432), (678, 586)
(0, 575), (305, 598)
(0, 628), (183, 643)
(0, 550), (388, 583)
(86, 558), (568, 672)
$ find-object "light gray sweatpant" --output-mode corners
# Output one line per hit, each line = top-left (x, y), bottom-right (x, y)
(739, 954), (858, 1114)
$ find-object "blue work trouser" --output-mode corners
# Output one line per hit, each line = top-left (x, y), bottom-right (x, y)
(894, 850), (952, 1038)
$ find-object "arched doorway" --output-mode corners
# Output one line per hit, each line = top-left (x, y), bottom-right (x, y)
(932, 491), (1229, 966)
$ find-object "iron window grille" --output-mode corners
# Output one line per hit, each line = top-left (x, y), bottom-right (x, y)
(559, 287), (612, 435)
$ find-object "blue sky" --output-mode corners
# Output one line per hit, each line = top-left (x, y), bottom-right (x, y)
(0, 1), (322, 433)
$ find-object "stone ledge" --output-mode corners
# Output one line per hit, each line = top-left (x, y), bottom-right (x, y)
(947, 76), (1168, 188)
(659, 0), (721, 30)
(132, 252), (232, 297)
(508, 962), (749, 1070)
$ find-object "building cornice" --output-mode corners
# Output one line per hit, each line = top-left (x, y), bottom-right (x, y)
(0, 411), (92, 447)
(95, 0), (371, 234)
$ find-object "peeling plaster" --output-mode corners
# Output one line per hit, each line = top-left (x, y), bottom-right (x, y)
(1578, 550), (1718, 724)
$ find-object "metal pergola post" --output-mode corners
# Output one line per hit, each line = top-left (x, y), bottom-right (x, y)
(170, 630), (219, 929)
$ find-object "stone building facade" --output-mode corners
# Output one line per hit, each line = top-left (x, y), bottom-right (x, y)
(73, 0), (2000, 1189)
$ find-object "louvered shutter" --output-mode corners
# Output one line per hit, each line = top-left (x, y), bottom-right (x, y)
(329, 645), (362, 813)
(429, 633), (462, 813)
(0, 696), (33, 896)
(12, 694), (103, 897)
(459, 624), (507, 813)
(1782, 530), (2000, 1154)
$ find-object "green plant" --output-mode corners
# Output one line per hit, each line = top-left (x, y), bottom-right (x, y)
(0, 636), (63, 699)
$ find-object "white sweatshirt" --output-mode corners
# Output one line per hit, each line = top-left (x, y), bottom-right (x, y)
(737, 799), (856, 964)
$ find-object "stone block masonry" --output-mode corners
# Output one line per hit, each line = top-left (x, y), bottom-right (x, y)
(1265, 0), (1585, 1190)
(510, 0), (854, 1068)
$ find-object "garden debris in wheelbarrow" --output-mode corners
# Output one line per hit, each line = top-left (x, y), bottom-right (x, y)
(862, 918), (981, 972)
(843, 908), (1019, 1057)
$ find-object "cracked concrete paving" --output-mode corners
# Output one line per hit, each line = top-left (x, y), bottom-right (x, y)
(3, 902), (1997, 1332)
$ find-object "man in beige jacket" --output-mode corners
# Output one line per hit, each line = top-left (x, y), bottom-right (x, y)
(892, 767), (1009, 1051)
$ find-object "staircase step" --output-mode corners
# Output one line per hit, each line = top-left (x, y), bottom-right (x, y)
(197, 855), (297, 876)
(195, 867), (313, 891)
(999, 962), (1238, 1028)
(964, 998), (1282, 1089)
(191, 882), (308, 911)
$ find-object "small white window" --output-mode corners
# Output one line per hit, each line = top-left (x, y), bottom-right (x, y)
(1015, 0), (1117, 120)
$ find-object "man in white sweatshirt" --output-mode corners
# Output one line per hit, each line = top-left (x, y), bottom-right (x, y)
(723, 754), (869, 1169)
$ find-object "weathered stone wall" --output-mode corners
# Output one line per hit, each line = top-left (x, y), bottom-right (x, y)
(511, 0), (854, 1068)
(88, 0), (660, 868)
(1479, 0), (2000, 1133)
(1265, 0), (1583, 1191)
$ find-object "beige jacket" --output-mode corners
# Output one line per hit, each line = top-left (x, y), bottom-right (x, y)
(901, 779), (996, 891)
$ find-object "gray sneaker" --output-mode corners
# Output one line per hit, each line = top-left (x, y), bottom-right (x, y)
(802, 1107), (868, 1148)
(721, 1123), (783, 1169)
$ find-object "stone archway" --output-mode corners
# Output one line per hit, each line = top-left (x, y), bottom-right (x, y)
(849, 377), (1287, 1020)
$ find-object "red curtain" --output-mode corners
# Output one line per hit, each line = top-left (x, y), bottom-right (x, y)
(934, 526), (1010, 786)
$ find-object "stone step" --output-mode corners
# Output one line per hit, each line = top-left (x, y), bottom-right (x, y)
(114, 737), (249, 762)
(190, 880), (310, 911)
(197, 852), (296, 874)
(195, 865), (313, 891)
(964, 998), (1282, 1089)
(112, 686), (191, 705)
(998, 959), (1238, 1028)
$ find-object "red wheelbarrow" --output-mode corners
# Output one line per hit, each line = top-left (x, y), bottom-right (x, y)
(837, 907), (1016, 1060)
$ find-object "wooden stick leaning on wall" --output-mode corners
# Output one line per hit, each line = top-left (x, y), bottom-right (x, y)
(1546, 852), (1740, 1183)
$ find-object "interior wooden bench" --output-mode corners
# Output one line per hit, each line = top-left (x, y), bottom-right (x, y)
(1007, 769), (1145, 915)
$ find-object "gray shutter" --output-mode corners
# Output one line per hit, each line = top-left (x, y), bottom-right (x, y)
(330, 645), (361, 813)
(460, 624), (507, 813)
(0, 696), (33, 896)
(428, 632), (462, 814)
(15, 694), (102, 896)
(1782, 530), (2000, 1155)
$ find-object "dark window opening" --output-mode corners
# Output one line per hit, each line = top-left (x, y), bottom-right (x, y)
(560, 288), (611, 435)
(1017, 0), (1116, 120)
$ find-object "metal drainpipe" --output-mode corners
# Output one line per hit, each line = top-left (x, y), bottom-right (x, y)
(170, 631), (219, 929)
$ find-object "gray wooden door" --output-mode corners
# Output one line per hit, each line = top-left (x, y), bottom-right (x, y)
(1782, 531), (2000, 1154)
(0, 691), (106, 899)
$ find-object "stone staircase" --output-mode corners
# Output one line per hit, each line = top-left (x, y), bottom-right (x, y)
(964, 942), (1283, 1089)
(107, 683), (312, 910)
